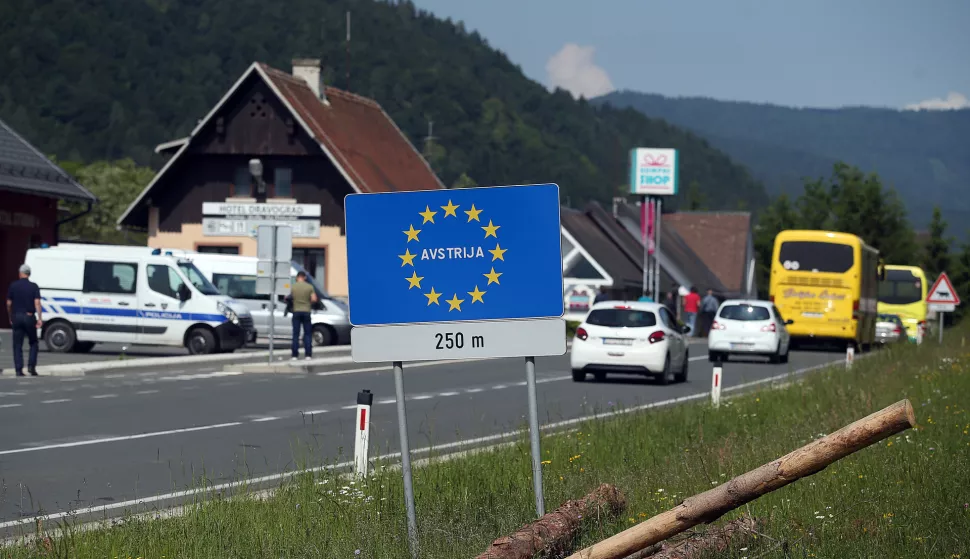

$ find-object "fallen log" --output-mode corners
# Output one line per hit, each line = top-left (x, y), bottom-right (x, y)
(631, 515), (762, 559)
(474, 483), (626, 559)
(565, 399), (916, 559)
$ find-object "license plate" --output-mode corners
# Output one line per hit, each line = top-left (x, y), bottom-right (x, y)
(731, 342), (754, 349)
(603, 338), (633, 346)
(802, 312), (823, 318)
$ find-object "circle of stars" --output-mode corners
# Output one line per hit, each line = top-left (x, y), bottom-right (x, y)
(397, 199), (506, 312)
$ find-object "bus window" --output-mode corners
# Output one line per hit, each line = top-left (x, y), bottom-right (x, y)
(778, 241), (853, 273)
(878, 269), (922, 305)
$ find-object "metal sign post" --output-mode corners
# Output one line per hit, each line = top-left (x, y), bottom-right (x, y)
(344, 184), (567, 554)
(629, 148), (679, 302)
(256, 224), (293, 363)
(926, 271), (960, 345)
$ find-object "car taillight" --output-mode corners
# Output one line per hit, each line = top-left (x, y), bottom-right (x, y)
(761, 323), (776, 332)
(648, 330), (665, 344)
(893, 327), (901, 335)
(576, 327), (588, 341)
(711, 320), (725, 330)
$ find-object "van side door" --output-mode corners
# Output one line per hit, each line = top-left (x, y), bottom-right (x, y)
(80, 260), (140, 343)
(139, 262), (190, 346)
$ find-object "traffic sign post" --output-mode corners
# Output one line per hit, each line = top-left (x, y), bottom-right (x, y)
(345, 184), (566, 556)
(925, 272), (961, 344)
(256, 224), (293, 362)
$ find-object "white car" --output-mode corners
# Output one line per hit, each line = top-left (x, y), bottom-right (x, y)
(570, 301), (691, 384)
(707, 299), (792, 364)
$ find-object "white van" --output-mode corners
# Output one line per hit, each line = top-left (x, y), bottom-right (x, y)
(24, 244), (256, 355)
(156, 250), (350, 346)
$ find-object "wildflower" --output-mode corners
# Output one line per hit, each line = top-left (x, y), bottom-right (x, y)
(355, 551), (361, 556)
(541, 460), (551, 465)
(629, 517), (636, 523)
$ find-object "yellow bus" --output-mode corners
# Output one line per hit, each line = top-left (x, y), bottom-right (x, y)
(769, 230), (883, 349)
(877, 265), (927, 342)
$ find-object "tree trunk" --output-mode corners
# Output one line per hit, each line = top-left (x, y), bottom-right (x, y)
(474, 484), (626, 559)
(564, 399), (916, 559)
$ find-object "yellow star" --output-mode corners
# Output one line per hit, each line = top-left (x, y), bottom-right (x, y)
(482, 220), (500, 238)
(399, 248), (416, 267)
(441, 200), (459, 218)
(424, 287), (442, 306)
(484, 267), (502, 285)
(446, 293), (465, 312)
(488, 242), (507, 262)
(403, 224), (421, 242)
(465, 204), (483, 222)
(405, 271), (423, 290)
(419, 205), (437, 224)
(467, 285), (486, 303)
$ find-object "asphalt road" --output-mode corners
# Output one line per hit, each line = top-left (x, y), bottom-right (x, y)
(0, 330), (336, 369)
(0, 344), (844, 532)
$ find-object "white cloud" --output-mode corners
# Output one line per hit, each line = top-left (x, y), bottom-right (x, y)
(545, 43), (615, 99)
(903, 92), (970, 111)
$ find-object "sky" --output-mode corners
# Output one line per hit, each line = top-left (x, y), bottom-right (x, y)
(410, 0), (970, 110)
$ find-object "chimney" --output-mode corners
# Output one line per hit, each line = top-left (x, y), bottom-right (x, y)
(292, 58), (326, 102)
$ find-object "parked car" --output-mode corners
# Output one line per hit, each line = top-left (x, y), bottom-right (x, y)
(707, 299), (792, 364)
(569, 301), (691, 384)
(875, 313), (906, 345)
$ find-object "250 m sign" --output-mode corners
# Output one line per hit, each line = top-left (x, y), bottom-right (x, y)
(435, 332), (485, 350)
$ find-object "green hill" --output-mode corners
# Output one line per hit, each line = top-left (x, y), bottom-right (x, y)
(595, 91), (970, 228)
(0, 0), (766, 212)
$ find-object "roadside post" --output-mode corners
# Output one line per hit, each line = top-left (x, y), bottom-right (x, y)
(256, 224), (293, 363)
(711, 358), (723, 407)
(926, 271), (960, 345)
(354, 389), (373, 479)
(846, 345), (854, 368)
(630, 148), (678, 301)
(345, 184), (567, 556)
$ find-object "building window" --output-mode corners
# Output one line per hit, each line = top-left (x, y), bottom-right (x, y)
(83, 261), (138, 294)
(274, 167), (292, 198)
(293, 247), (326, 290)
(198, 245), (240, 254)
(234, 167), (252, 197)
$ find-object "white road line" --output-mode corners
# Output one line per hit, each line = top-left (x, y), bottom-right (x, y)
(439, 391), (459, 397)
(251, 417), (278, 422)
(157, 372), (243, 381)
(303, 409), (327, 415)
(465, 388), (484, 393)
(59, 378), (84, 383)
(314, 358), (482, 377)
(41, 399), (71, 404)
(0, 356), (849, 532)
(377, 398), (396, 405)
(100, 374), (126, 379)
(135, 389), (159, 395)
(91, 394), (117, 399)
(0, 392), (26, 397)
(492, 384), (507, 389)
(411, 394), (432, 400)
(0, 422), (242, 456)
(340, 404), (357, 410)
(0, 403), (21, 409)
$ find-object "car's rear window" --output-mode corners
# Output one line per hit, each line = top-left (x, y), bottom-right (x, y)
(586, 308), (657, 328)
(718, 304), (771, 321)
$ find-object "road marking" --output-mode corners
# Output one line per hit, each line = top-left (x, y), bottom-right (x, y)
(439, 391), (459, 397)
(91, 394), (117, 399)
(0, 392), (26, 397)
(0, 354), (851, 534)
(411, 394), (432, 400)
(157, 371), (243, 381)
(377, 398), (396, 405)
(41, 399), (71, 404)
(314, 358), (488, 377)
(465, 388), (484, 393)
(303, 409), (327, 415)
(136, 389), (159, 395)
(251, 417), (278, 422)
(0, 403), (21, 409)
(492, 384), (507, 389)
(340, 404), (357, 410)
(0, 422), (243, 456)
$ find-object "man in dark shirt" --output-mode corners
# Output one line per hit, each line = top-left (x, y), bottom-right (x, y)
(6, 264), (43, 376)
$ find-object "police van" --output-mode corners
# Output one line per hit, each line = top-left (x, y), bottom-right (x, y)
(24, 244), (256, 355)
(155, 249), (350, 346)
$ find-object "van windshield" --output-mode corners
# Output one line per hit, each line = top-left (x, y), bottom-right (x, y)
(178, 262), (222, 295)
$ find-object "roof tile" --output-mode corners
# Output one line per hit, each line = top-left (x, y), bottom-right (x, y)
(663, 212), (751, 291)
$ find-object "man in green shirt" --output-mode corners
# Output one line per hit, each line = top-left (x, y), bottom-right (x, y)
(289, 271), (318, 360)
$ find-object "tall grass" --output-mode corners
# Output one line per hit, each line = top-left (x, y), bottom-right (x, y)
(6, 332), (970, 558)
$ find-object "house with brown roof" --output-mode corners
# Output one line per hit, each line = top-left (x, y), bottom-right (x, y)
(118, 59), (443, 298)
(662, 211), (757, 298)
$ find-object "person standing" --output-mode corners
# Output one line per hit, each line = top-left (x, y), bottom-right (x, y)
(700, 288), (720, 337)
(289, 271), (317, 361)
(683, 286), (701, 336)
(5, 264), (42, 376)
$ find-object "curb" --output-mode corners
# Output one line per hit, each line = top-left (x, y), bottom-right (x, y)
(4, 344), (351, 378)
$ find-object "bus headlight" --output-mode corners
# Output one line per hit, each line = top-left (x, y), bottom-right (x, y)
(217, 302), (240, 325)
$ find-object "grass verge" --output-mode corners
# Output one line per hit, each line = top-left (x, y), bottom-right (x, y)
(6, 332), (970, 558)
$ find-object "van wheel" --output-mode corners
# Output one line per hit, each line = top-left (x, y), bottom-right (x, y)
(73, 342), (96, 353)
(186, 328), (216, 355)
(44, 322), (76, 353)
(312, 324), (335, 346)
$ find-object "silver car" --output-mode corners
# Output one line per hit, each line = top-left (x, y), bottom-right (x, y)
(875, 314), (905, 345)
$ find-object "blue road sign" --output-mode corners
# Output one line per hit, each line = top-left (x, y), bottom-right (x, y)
(345, 184), (565, 326)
